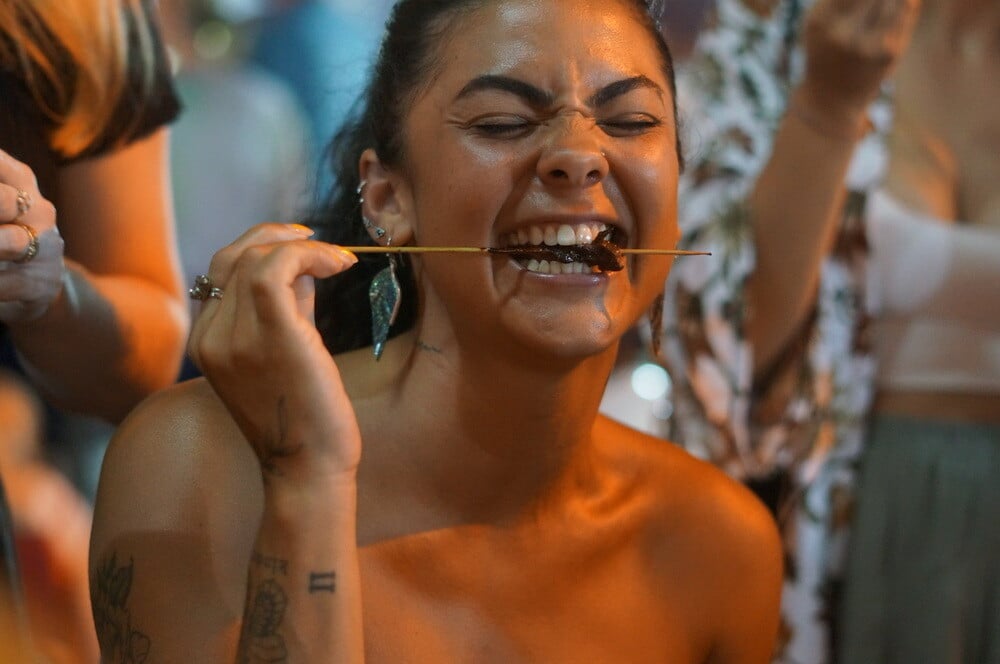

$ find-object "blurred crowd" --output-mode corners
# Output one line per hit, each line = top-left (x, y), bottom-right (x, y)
(1, 0), (996, 662)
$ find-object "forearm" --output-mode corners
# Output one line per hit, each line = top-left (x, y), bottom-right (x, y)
(9, 258), (188, 422)
(238, 479), (364, 663)
(746, 86), (869, 372)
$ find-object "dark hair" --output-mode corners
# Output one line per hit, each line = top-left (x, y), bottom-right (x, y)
(311, 0), (680, 355)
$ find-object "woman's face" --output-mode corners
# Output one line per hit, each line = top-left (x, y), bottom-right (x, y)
(398, 0), (680, 360)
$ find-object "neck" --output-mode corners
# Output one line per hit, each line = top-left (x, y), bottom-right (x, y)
(349, 329), (620, 539)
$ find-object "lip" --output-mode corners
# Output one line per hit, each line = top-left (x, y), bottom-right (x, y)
(512, 265), (610, 283)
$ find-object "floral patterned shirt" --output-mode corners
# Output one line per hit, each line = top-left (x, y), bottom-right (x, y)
(658, 0), (893, 661)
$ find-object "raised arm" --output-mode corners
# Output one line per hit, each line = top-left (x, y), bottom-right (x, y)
(190, 224), (365, 662)
(2, 130), (188, 422)
(745, 0), (920, 374)
(90, 224), (366, 662)
(661, 0), (918, 466)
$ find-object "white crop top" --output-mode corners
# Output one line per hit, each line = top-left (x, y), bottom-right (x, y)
(874, 318), (1000, 393)
(865, 190), (1000, 394)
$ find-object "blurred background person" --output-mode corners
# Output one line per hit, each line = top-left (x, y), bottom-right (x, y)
(0, 376), (32, 660)
(1, 0), (187, 658)
(0, 371), (95, 664)
(158, 0), (312, 373)
(630, 0), (1000, 662)
(247, 0), (389, 194)
(161, 0), (392, 381)
(837, 1), (1000, 661)
(0, 0), (187, 422)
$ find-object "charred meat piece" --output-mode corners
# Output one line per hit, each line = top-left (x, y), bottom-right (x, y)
(490, 229), (625, 272)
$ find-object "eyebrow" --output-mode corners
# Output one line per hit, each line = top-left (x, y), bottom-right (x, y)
(454, 74), (663, 108)
(588, 75), (663, 107)
(455, 75), (555, 107)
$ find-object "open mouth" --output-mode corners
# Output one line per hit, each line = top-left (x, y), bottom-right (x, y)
(494, 223), (626, 274)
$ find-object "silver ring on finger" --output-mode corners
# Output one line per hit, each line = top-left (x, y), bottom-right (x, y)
(11, 223), (39, 264)
(15, 189), (32, 219)
(189, 273), (224, 301)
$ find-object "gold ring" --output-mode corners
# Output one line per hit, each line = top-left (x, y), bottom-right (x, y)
(11, 223), (39, 263)
(15, 189), (32, 219)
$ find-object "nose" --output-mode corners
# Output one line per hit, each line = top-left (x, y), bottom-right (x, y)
(536, 116), (608, 189)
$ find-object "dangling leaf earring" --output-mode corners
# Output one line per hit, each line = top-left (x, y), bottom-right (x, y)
(369, 237), (401, 360)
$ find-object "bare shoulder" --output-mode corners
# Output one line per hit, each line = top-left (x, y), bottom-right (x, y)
(94, 377), (261, 536)
(598, 418), (777, 528)
(93, 376), (264, 552)
(594, 416), (782, 662)
(595, 415), (777, 540)
(92, 376), (264, 559)
(90, 379), (263, 662)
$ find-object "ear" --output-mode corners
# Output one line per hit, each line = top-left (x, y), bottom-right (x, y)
(358, 148), (415, 246)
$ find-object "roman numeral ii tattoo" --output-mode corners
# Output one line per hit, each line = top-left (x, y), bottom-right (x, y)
(308, 571), (336, 594)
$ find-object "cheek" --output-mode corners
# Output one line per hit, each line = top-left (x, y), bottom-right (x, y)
(622, 146), (679, 291)
(409, 136), (531, 243)
(626, 145), (680, 241)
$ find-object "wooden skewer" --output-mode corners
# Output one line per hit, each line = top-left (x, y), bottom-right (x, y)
(342, 246), (488, 254)
(615, 248), (711, 256)
(340, 246), (710, 256)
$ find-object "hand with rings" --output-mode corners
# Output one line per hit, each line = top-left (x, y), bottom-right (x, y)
(187, 223), (363, 483)
(0, 149), (65, 324)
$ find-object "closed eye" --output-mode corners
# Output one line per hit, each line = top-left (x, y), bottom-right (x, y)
(468, 116), (538, 138)
(598, 115), (664, 137)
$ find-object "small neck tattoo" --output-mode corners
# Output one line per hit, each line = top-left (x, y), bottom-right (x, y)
(416, 340), (443, 354)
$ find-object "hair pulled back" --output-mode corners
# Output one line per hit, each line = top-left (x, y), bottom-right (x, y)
(311, 0), (679, 355)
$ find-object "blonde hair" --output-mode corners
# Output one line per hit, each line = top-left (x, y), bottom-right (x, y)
(0, 0), (156, 157)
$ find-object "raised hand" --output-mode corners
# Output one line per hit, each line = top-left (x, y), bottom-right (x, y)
(799, 0), (922, 121)
(0, 149), (64, 323)
(187, 223), (362, 487)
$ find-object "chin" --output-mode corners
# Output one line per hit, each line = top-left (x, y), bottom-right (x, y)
(497, 308), (629, 366)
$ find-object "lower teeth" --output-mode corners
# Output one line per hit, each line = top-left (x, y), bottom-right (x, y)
(521, 259), (596, 275)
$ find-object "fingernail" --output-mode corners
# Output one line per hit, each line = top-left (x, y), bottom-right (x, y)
(290, 223), (315, 236)
(339, 248), (358, 264)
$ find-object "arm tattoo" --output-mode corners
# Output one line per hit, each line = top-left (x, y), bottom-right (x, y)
(237, 578), (289, 663)
(252, 551), (289, 577)
(238, 551), (290, 663)
(308, 571), (336, 594)
(236, 553), (339, 661)
(92, 553), (151, 663)
(260, 396), (303, 479)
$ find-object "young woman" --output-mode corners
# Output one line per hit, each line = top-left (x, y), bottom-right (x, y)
(90, 1), (783, 662)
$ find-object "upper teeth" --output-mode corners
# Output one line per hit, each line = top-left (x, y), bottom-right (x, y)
(505, 223), (607, 248)
(502, 223), (611, 275)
